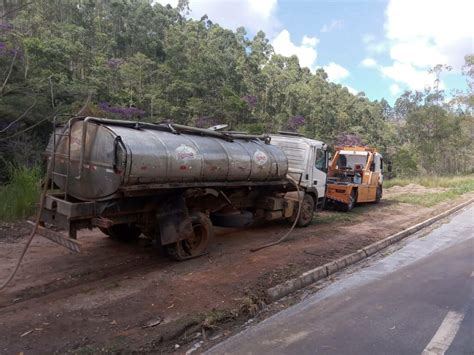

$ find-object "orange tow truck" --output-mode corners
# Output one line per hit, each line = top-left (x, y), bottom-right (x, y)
(326, 146), (384, 211)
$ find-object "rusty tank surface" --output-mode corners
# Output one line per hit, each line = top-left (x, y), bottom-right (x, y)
(49, 118), (289, 201)
(41, 117), (326, 261)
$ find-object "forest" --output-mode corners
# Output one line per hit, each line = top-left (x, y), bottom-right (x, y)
(0, 0), (473, 184)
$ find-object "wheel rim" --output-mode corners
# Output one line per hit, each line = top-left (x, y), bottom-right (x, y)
(300, 199), (313, 223)
(182, 222), (207, 255)
(185, 223), (203, 250)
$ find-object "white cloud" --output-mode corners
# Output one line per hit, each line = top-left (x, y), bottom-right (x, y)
(272, 30), (319, 70)
(389, 83), (401, 96)
(302, 35), (318, 47)
(155, 0), (280, 35)
(362, 34), (376, 44)
(154, 0), (178, 7)
(361, 58), (377, 68)
(366, 41), (388, 54)
(380, 61), (442, 91)
(323, 62), (350, 82)
(385, 0), (473, 70)
(362, 33), (388, 54)
(344, 85), (359, 95)
(320, 19), (344, 33)
(389, 39), (448, 68)
(371, 0), (471, 93)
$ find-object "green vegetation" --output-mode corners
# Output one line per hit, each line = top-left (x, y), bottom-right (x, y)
(385, 175), (474, 207)
(1, 1), (472, 176)
(311, 211), (360, 225)
(311, 205), (373, 225)
(384, 175), (474, 189)
(0, 1), (472, 219)
(0, 165), (40, 221)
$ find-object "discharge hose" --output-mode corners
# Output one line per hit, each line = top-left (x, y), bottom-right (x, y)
(250, 174), (303, 252)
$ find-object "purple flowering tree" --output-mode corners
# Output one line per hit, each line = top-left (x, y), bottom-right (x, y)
(0, 42), (21, 58)
(335, 133), (365, 146)
(0, 23), (13, 32)
(106, 58), (124, 70)
(286, 115), (305, 132)
(194, 116), (220, 128)
(99, 102), (145, 119)
(241, 95), (257, 109)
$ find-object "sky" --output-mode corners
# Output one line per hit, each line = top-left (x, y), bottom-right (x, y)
(156, 0), (473, 104)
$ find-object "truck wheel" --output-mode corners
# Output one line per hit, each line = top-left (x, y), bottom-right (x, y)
(375, 185), (383, 203)
(101, 224), (142, 242)
(295, 194), (315, 227)
(165, 212), (214, 261)
(339, 190), (356, 212)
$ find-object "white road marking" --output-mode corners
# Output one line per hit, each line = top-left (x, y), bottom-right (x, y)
(422, 310), (464, 355)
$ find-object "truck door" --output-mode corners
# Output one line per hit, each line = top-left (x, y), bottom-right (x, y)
(312, 147), (327, 199)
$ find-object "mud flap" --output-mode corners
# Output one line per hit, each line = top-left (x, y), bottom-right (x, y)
(27, 221), (81, 253)
(156, 194), (193, 245)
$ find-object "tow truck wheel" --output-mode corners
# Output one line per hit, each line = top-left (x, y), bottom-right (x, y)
(375, 185), (382, 203)
(165, 212), (214, 261)
(295, 194), (315, 227)
(338, 190), (356, 212)
(100, 224), (141, 242)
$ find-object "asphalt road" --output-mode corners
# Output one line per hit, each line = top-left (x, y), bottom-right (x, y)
(207, 205), (474, 355)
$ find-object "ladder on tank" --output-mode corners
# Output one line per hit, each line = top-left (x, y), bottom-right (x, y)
(49, 116), (73, 201)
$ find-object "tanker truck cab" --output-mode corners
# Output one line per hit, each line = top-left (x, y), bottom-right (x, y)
(269, 133), (328, 210)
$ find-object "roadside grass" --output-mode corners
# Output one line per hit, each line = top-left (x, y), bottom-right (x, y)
(384, 174), (474, 189)
(384, 175), (474, 207)
(0, 165), (41, 221)
(311, 205), (369, 225)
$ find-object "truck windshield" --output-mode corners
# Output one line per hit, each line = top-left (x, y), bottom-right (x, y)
(336, 153), (368, 170)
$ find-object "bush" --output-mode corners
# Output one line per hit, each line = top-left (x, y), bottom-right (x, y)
(392, 146), (418, 177)
(0, 164), (41, 221)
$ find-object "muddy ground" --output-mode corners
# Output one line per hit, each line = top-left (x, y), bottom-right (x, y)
(0, 188), (472, 354)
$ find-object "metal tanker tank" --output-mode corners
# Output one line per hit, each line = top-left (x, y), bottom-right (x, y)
(51, 118), (289, 201)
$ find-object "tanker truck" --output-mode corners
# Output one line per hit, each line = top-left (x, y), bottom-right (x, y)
(39, 117), (328, 260)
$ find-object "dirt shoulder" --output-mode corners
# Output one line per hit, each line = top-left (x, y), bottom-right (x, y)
(0, 191), (472, 354)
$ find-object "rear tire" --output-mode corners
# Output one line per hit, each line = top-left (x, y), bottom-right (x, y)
(375, 185), (382, 203)
(338, 190), (356, 212)
(292, 194), (315, 227)
(165, 212), (214, 261)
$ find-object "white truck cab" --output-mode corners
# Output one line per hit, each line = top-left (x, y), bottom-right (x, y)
(270, 133), (328, 201)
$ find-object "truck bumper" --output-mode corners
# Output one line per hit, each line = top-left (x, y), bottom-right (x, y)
(326, 184), (354, 204)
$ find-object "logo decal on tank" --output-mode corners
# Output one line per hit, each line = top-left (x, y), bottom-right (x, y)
(253, 150), (268, 166)
(176, 145), (197, 160)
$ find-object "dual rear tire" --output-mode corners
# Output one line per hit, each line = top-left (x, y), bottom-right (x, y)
(336, 190), (357, 212)
(288, 194), (316, 227)
(165, 212), (214, 261)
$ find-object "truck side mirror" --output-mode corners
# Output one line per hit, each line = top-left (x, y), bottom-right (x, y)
(324, 152), (330, 172)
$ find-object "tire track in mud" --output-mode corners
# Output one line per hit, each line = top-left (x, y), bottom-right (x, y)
(0, 252), (171, 311)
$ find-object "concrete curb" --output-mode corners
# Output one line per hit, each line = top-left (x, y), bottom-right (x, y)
(266, 198), (474, 302)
